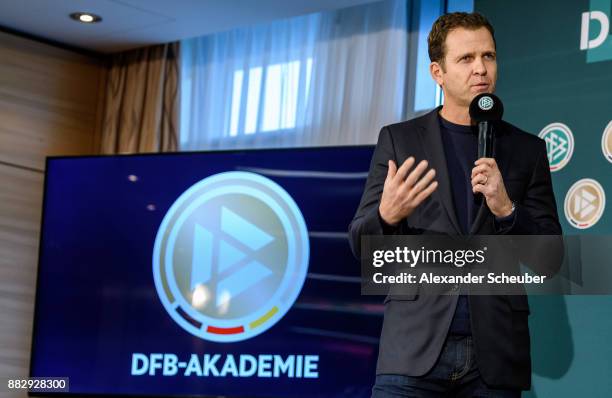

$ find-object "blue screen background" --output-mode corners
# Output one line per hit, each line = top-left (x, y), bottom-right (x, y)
(30, 146), (383, 398)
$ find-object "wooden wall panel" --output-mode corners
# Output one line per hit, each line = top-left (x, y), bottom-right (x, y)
(0, 31), (102, 171)
(0, 31), (104, 397)
(0, 164), (42, 386)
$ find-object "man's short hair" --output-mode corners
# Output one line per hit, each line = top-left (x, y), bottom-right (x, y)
(428, 12), (496, 68)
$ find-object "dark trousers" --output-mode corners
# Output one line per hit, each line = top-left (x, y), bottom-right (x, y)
(371, 335), (521, 398)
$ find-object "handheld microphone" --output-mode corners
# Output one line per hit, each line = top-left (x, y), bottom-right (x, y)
(469, 93), (504, 158)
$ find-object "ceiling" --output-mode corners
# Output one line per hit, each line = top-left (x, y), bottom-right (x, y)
(0, 0), (381, 54)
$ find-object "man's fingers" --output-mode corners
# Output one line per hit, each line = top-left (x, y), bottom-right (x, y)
(471, 164), (490, 179)
(472, 183), (488, 195)
(471, 174), (487, 187)
(387, 160), (397, 180)
(413, 180), (438, 206)
(404, 160), (429, 187)
(474, 158), (496, 168)
(409, 168), (436, 198)
(394, 157), (416, 182)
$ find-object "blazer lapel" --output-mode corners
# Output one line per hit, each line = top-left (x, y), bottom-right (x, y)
(469, 201), (488, 234)
(418, 108), (462, 235)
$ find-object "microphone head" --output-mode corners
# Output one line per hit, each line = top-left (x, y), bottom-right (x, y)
(469, 93), (504, 123)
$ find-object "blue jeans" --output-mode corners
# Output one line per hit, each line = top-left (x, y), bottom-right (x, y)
(371, 336), (521, 398)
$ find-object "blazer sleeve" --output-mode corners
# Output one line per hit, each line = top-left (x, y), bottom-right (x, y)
(503, 139), (563, 235)
(499, 138), (564, 277)
(348, 126), (401, 259)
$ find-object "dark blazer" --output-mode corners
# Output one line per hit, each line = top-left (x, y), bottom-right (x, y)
(348, 107), (562, 390)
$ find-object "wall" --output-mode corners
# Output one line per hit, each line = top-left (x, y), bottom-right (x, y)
(0, 30), (104, 396)
(475, 0), (612, 397)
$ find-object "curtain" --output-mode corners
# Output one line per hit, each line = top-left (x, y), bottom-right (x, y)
(100, 42), (180, 154)
(180, 0), (408, 150)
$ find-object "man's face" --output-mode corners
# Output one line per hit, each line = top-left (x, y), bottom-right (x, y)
(431, 27), (497, 108)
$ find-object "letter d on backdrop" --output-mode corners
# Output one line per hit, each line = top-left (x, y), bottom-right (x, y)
(580, 11), (609, 49)
(579, 1), (612, 63)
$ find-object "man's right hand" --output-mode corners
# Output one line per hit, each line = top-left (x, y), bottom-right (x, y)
(379, 157), (438, 226)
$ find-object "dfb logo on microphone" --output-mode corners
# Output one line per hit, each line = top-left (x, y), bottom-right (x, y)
(477, 96), (494, 111)
(153, 172), (309, 342)
(580, 1), (612, 63)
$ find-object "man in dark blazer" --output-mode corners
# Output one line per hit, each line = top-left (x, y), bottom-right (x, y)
(348, 12), (562, 397)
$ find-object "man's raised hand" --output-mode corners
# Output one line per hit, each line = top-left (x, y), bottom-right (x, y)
(379, 157), (438, 226)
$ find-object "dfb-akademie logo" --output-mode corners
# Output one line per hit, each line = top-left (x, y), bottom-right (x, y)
(602, 121), (612, 163)
(538, 123), (574, 172)
(564, 178), (606, 229)
(153, 172), (309, 342)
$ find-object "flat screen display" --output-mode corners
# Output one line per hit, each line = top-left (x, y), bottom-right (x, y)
(30, 146), (382, 398)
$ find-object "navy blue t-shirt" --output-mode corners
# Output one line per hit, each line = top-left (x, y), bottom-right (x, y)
(439, 114), (478, 335)
(439, 115), (480, 234)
